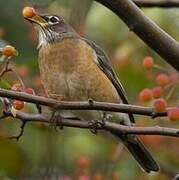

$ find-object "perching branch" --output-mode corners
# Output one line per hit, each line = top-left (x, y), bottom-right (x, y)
(95, 0), (179, 71)
(134, 0), (179, 8)
(3, 110), (179, 138)
(0, 88), (167, 118)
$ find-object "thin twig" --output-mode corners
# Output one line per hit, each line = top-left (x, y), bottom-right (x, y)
(8, 121), (27, 141)
(0, 60), (25, 88)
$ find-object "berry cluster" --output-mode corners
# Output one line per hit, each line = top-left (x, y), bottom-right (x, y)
(11, 83), (35, 110)
(140, 56), (179, 120)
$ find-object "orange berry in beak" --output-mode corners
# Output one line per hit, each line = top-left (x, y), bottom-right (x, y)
(22, 6), (36, 18)
(2, 45), (16, 57)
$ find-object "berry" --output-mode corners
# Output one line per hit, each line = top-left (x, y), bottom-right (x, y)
(168, 108), (179, 121)
(169, 73), (179, 84)
(11, 83), (23, 92)
(18, 66), (29, 77)
(152, 86), (162, 98)
(2, 45), (16, 57)
(111, 172), (120, 180)
(156, 73), (169, 87)
(93, 174), (102, 180)
(153, 98), (167, 112)
(62, 176), (71, 180)
(139, 88), (153, 102)
(78, 157), (90, 169)
(77, 176), (90, 180)
(24, 88), (35, 95)
(142, 56), (154, 69)
(22, 7), (36, 18)
(12, 100), (25, 110)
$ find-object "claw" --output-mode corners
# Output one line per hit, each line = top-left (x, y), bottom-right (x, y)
(88, 98), (94, 106)
(102, 112), (112, 122)
(88, 119), (105, 134)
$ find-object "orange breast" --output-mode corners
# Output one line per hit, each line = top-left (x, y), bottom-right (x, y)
(38, 38), (120, 103)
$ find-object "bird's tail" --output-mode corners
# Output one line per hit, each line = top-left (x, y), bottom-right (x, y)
(111, 131), (159, 173)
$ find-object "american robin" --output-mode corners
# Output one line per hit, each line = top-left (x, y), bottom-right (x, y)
(24, 11), (159, 173)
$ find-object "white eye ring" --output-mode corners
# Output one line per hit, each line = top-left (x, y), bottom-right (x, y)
(48, 16), (60, 25)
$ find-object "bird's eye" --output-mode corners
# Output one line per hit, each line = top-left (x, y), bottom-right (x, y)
(48, 16), (60, 25)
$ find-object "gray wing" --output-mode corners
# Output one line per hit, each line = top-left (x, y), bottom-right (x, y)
(84, 38), (135, 123)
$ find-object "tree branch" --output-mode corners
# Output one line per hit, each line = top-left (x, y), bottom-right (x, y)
(0, 88), (167, 117)
(134, 0), (179, 8)
(95, 0), (179, 71)
(3, 110), (179, 138)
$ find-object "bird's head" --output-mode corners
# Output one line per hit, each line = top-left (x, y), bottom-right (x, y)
(23, 7), (75, 48)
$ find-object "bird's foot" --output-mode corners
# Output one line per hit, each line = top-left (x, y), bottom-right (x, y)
(88, 119), (105, 134)
(102, 112), (112, 122)
(49, 110), (63, 131)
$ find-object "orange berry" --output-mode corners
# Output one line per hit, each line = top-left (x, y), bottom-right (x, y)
(111, 172), (120, 180)
(142, 56), (154, 69)
(93, 174), (102, 180)
(2, 45), (16, 57)
(152, 86), (162, 98)
(153, 98), (167, 112)
(11, 83), (23, 92)
(168, 108), (179, 121)
(12, 100), (25, 110)
(156, 73), (169, 87)
(139, 88), (153, 102)
(24, 88), (35, 95)
(22, 6), (36, 18)
(78, 157), (90, 169)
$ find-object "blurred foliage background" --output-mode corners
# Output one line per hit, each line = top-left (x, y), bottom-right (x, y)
(0, 0), (179, 179)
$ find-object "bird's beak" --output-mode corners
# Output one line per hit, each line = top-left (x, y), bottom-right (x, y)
(24, 14), (48, 27)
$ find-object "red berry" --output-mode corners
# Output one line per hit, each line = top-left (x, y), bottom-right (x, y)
(168, 108), (179, 121)
(153, 98), (167, 112)
(12, 100), (25, 110)
(156, 73), (169, 87)
(25, 88), (35, 95)
(18, 66), (29, 77)
(139, 88), (153, 102)
(152, 86), (162, 98)
(11, 83), (23, 92)
(22, 6), (36, 18)
(2, 45), (16, 57)
(62, 176), (71, 180)
(142, 56), (154, 69)
(77, 176), (90, 180)
(78, 157), (90, 169)
(169, 73), (179, 84)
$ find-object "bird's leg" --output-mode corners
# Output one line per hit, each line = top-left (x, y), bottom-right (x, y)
(36, 104), (42, 114)
(49, 110), (63, 131)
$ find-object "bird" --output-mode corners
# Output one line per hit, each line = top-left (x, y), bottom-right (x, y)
(24, 10), (159, 173)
